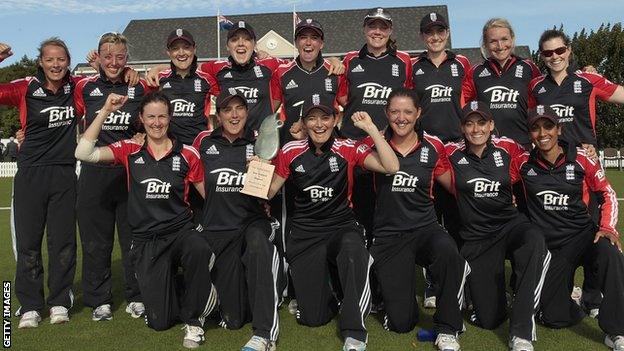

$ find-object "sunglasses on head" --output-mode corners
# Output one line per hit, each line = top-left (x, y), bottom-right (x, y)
(541, 46), (567, 57)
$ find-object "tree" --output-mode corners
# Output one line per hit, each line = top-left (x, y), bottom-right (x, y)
(531, 23), (624, 148)
(0, 55), (37, 137)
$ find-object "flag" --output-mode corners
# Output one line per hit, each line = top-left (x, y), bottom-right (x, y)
(293, 12), (301, 26)
(218, 15), (234, 30)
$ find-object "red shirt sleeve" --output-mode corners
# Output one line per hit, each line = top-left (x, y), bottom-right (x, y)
(0, 79), (27, 107)
(337, 54), (355, 102)
(270, 66), (284, 105)
(74, 78), (87, 120)
(274, 148), (291, 179)
(510, 152), (529, 184)
(527, 76), (544, 109)
(182, 145), (204, 183)
(457, 55), (473, 107)
(581, 153), (619, 235)
(526, 59), (541, 80)
(353, 140), (373, 168)
(433, 146), (451, 178)
(397, 51), (413, 89)
(107, 139), (140, 168)
(583, 72), (619, 101)
(462, 64), (477, 105)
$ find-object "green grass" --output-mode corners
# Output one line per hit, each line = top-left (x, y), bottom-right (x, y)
(1, 170), (623, 350)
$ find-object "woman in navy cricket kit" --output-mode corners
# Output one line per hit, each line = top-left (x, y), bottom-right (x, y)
(445, 101), (550, 351)
(75, 92), (215, 349)
(0, 39), (82, 328)
(364, 88), (469, 351)
(266, 97), (399, 351)
(515, 105), (624, 351)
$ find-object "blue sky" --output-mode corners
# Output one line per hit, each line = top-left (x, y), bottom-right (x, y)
(1, 0), (622, 66)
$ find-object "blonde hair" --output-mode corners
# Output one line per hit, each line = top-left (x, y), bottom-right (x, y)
(98, 32), (129, 55)
(480, 18), (516, 59)
(37, 37), (71, 65)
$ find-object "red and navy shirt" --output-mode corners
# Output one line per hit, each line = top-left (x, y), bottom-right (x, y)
(528, 68), (618, 146)
(514, 142), (618, 248)
(339, 46), (412, 139)
(75, 73), (152, 147)
(411, 51), (472, 142)
(274, 135), (372, 233)
(200, 56), (283, 131)
(109, 139), (203, 240)
(364, 128), (450, 236)
(193, 127), (266, 232)
(0, 69), (82, 167)
(446, 136), (525, 241)
(465, 56), (540, 145)
(271, 55), (342, 144)
(158, 59), (219, 145)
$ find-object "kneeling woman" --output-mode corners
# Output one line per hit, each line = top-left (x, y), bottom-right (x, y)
(75, 92), (216, 349)
(516, 106), (624, 351)
(445, 101), (549, 351)
(365, 88), (469, 351)
(267, 100), (399, 351)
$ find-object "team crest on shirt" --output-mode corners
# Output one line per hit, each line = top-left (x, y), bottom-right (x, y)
(515, 65), (524, 78)
(127, 87), (136, 99)
(329, 156), (339, 172)
(63, 84), (71, 95)
(246, 144), (254, 160)
(194, 79), (202, 92)
(574, 81), (582, 94)
(450, 64), (459, 77)
(391, 64), (399, 77)
(566, 164), (575, 180)
(325, 78), (333, 92)
(493, 151), (503, 167)
(253, 66), (263, 78)
(172, 156), (181, 171)
(420, 146), (429, 163)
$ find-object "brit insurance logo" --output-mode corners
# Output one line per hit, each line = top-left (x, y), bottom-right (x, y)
(357, 83), (392, 106)
(303, 185), (334, 202)
(210, 168), (246, 193)
(467, 177), (500, 198)
(536, 190), (570, 211)
(484, 86), (519, 109)
(233, 86), (259, 104)
(550, 104), (575, 123)
(389, 171), (419, 192)
(96, 109), (131, 130)
(171, 99), (196, 117)
(141, 178), (172, 199)
(41, 106), (75, 128)
(425, 84), (452, 103)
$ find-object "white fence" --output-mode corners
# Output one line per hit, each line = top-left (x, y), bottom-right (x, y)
(0, 162), (17, 177)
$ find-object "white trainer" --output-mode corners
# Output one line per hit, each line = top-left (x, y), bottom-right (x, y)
(605, 335), (624, 351)
(288, 299), (298, 315)
(509, 336), (533, 351)
(435, 333), (460, 351)
(92, 304), (113, 321)
(424, 296), (437, 309)
(125, 302), (145, 318)
(343, 337), (366, 351)
(182, 324), (204, 349)
(241, 335), (276, 351)
(49, 306), (69, 324)
(18, 310), (42, 328)
(571, 286), (582, 306)
(589, 308), (600, 319)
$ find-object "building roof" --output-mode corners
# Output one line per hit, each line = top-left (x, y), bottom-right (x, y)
(122, 5), (450, 63)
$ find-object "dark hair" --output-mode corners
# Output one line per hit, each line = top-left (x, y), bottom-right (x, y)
(386, 88), (420, 109)
(37, 37), (71, 66)
(140, 91), (172, 115)
(538, 29), (571, 51)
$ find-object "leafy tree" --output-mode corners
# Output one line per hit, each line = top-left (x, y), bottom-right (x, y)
(0, 55), (38, 137)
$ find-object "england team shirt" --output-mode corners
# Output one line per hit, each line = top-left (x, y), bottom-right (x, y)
(158, 59), (219, 145)
(528, 68), (618, 146)
(465, 56), (540, 145)
(193, 127), (266, 232)
(515, 142), (618, 248)
(0, 69), (81, 167)
(274, 135), (372, 232)
(108, 139), (203, 239)
(339, 46), (412, 139)
(272, 55), (341, 144)
(446, 136), (524, 241)
(411, 51), (472, 142)
(365, 129), (450, 236)
(201, 56), (282, 132)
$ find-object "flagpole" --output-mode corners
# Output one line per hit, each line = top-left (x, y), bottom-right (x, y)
(292, 3), (296, 59)
(217, 7), (221, 60)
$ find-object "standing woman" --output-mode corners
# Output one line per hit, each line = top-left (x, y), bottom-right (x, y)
(0, 39), (83, 327)
(464, 18), (540, 148)
(267, 99), (399, 351)
(366, 88), (469, 351)
(74, 32), (151, 321)
(515, 105), (624, 351)
(75, 92), (215, 349)
(445, 101), (549, 351)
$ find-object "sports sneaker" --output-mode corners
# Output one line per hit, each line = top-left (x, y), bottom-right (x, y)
(571, 286), (582, 305)
(288, 299), (298, 315)
(343, 337), (366, 351)
(18, 311), (41, 328)
(182, 324), (205, 349)
(424, 296), (437, 309)
(435, 333), (460, 351)
(509, 336), (533, 351)
(605, 335), (624, 351)
(92, 304), (112, 321)
(49, 306), (69, 324)
(241, 335), (276, 351)
(589, 308), (600, 319)
(125, 302), (145, 318)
